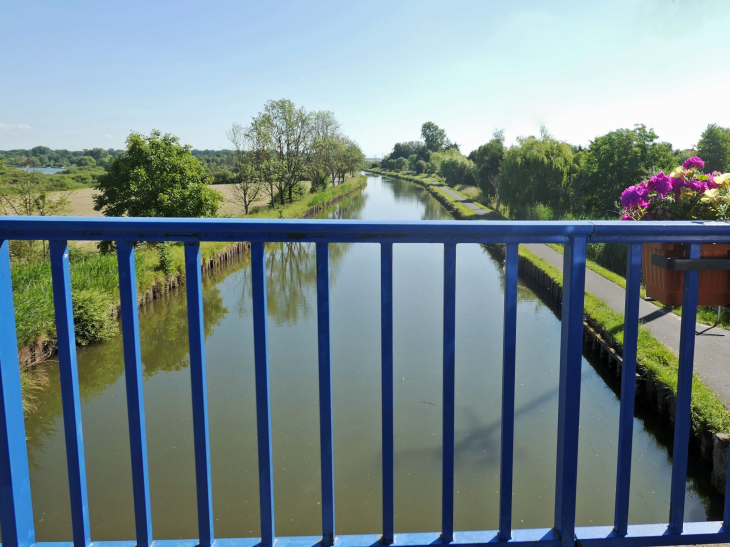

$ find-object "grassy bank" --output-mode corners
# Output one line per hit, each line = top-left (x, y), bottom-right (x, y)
(366, 168), (498, 220)
(15, 174), (367, 369)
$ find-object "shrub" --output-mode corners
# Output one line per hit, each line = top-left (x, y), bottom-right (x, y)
(415, 159), (426, 174)
(72, 289), (119, 346)
(156, 242), (174, 278)
(438, 149), (475, 187)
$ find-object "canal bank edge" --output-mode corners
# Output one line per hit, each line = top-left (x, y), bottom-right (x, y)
(18, 174), (368, 368)
(368, 169), (730, 494)
(365, 168), (500, 220)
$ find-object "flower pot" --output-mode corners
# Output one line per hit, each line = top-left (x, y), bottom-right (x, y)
(642, 242), (730, 306)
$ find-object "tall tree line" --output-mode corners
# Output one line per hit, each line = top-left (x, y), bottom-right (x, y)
(380, 122), (730, 219)
(226, 99), (365, 214)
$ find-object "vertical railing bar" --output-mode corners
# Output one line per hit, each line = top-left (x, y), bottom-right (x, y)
(184, 242), (215, 547)
(381, 243), (394, 544)
(116, 241), (153, 547)
(613, 243), (642, 535)
(251, 242), (275, 547)
(49, 240), (91, 547)
(0, 239), (35, 547)
(498, 243), (518, 541)
(724, 428), (730, 528)
(316, 242), (335, 545)
(554, 236), (587, 547)
(442, 243), (457, 544)
(724, 431), (730, 528)
(669, 242), (701, 533)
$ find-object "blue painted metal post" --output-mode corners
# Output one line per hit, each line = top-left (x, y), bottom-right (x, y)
(49, 240), (91, 547)
(613, 244), (642, 535)
(669, 243), (701, 534)
(442, 243), (457, 544)
(251, 242), (275, 547)
(0, 239), (35, 547)
(499, 244), (518, 541)
(554, 236), (587, 547)
(725, 429), (730, 528)
(381, 243), (394, 544)
(184, 243), (215, 547)
(316, 242), (336, 545)
(116, 241), (153, 547)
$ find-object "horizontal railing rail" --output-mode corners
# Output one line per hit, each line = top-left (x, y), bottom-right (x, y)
(1, 217), (729, 547)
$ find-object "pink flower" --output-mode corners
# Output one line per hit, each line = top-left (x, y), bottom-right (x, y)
(683, 156), (705, 170)
(621, 186), (644, 208)
(620, 214), (632, 221)
(649, 172), (672, 197)
(707, 175), (718, 189)
(687, 178), (708, 193)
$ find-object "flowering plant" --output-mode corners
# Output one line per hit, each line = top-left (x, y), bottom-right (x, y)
(619, 156), (730, 221)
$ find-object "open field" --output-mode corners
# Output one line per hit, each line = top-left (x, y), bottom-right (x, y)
(48, 182), (314, 217)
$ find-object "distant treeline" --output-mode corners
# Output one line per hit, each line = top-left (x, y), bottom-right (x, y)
(0, 146), (234, 175)
(378, 122), (730, 219)
(0, 147), (124, 170)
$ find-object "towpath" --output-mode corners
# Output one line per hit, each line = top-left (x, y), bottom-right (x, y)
(432, 180), (730, 407)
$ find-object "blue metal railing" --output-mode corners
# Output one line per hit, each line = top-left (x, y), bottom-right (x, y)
(2, 217), (730, 547)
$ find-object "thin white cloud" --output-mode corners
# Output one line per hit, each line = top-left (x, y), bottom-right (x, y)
(0, 123), (31, 130)
(104, 134), (114, 139)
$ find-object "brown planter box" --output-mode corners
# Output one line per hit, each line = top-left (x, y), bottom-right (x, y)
(643, 242), (730, 306)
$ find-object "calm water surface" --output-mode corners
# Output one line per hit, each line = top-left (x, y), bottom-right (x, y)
(25, 174), (721, 541)
(16, 167), (66, 174)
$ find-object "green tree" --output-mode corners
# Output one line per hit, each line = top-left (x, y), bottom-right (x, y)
(75, 156), (97, 167)
(698, 123), (730, 173)
(227, 122), (264, 214)
(251, 99), (312, 205)
(85, 148), (110, 162)
(438, 149), (475, 187)
(415, 159), (426, 174)
(93, 130), (222, 217)
(395, 157), (409, 171)
(575, 124), (677, 215)
(499, 127), (574, 214)
(474, 129), (505, 202)
(421, 122), (448, 152)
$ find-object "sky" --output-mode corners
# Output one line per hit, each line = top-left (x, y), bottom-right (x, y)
(1, 0), (730, 156)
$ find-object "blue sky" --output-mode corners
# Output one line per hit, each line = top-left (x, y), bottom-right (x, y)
(1, 0), (730, 156)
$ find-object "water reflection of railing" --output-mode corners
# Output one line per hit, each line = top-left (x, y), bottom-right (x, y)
(2, 217), (730, 547)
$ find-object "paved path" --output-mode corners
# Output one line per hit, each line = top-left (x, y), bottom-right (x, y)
(433, 180), (730, 407)
(431, 183), (502, 219)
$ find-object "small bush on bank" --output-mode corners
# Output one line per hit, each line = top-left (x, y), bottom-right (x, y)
(156, 242), (174, 278)
(72, 289), (119, 346)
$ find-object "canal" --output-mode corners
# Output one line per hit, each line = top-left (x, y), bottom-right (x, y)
(24, 173), (721, 541)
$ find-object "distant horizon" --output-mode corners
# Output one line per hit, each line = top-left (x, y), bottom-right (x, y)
(2, 0), (729, 156)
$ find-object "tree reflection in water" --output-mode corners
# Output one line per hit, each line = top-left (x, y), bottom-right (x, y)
(236, 190), (368, 325)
